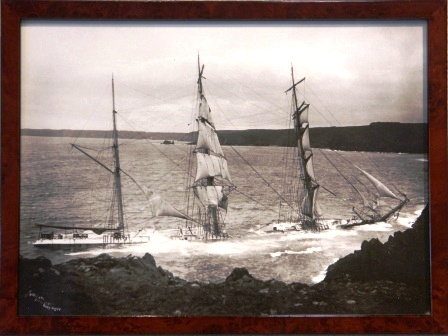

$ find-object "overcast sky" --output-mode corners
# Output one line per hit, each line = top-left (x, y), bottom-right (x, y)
(21, 21), (426, 132)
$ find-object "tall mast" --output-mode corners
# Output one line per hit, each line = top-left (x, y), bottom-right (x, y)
(192, 56), (233, 239)
(292, 68), (312, 210)
(197, 54), (205, 96)
(197, 55), (212, 185)
(111, 75), (125, 230)
(289, 66), (320, 226)
(291, 67), (299, 111)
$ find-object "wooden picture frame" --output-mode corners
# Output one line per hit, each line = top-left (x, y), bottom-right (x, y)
(1, 0), (446, 334)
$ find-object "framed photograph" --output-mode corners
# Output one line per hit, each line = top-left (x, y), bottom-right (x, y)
(1, 0), (446, 334)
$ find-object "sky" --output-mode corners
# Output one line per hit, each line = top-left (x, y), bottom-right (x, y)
(21, 21), (427, 132)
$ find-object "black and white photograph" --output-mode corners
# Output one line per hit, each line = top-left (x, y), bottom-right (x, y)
(19, 21), (429, 316)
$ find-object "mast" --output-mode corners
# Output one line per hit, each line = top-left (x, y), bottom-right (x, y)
(111, 75), (125, 231)
(192, 55), (233, 239)
(198, 54), (205, 96)
(288, 66), (323, 230)
(146, 57), (233, 240)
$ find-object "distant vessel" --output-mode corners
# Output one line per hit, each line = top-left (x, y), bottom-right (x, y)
(33, 76), (149, 249)
(161, 140), (175, 145)
(274, 66), (408, 232)
(148, 57), (235, 240)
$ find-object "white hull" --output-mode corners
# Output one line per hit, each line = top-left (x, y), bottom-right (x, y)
(169, 228), (228, 241)
(265, 220), (332, 233)
(33, 235), (149, 250)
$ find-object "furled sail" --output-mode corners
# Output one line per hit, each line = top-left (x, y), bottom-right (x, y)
(298, 103), (310, 124)
(301, 186), (321, 218)
(297, 114), (320, 219)
(355, 166), (399, 199)
(198, 95), (214, 126)
(313, 188), (323, 217)
(300, 126), (312, 153)
(305, 154), (316, 181)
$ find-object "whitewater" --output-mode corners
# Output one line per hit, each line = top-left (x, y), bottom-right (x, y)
(20, 136), (428, 285)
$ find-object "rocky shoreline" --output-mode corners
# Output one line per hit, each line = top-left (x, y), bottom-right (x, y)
(19, 206), (430, 316)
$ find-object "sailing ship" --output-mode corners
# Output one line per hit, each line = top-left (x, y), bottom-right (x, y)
(33, 77), (150, 249)
(148, 57), (235, 240)
(275, 66), (328, 232)
(274, 66), (408, 232)
(340, 166), (409, 228)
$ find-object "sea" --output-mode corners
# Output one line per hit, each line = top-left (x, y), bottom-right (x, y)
(20, 136), (428, 285)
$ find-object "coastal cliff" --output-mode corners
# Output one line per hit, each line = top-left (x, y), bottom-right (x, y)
(19, 206), (430, 316)
(22, 122), (427, 153)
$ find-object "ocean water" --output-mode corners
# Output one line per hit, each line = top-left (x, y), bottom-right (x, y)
(20, 136), (428, 284)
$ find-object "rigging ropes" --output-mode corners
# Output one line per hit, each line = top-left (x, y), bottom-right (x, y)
(229, 145), (295, 211)
(318, 149), (362, 200)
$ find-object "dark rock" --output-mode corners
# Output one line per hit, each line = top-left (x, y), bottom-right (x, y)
(142, 253), (157, 268)
(157, 266), (173, 278)
(20, 255), (52, 275)
(324, 205), (430, 287)
(225, 267), (253, 282)
(91, 253), (118, 268)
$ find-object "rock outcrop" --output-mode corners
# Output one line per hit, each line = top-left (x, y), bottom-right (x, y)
(19, 206), (430, 316)
(324, 205), (430, 286)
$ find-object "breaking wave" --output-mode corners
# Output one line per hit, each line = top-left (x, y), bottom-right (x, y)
(270, 247), (323, 258)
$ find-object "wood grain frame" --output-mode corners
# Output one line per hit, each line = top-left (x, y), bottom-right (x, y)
(1, 0), (447, 334)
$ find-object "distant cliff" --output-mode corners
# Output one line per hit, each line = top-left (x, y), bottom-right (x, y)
(218, 122), (427, 153)
(21, 128), (189, 142)
(22, 122), (427, 153)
